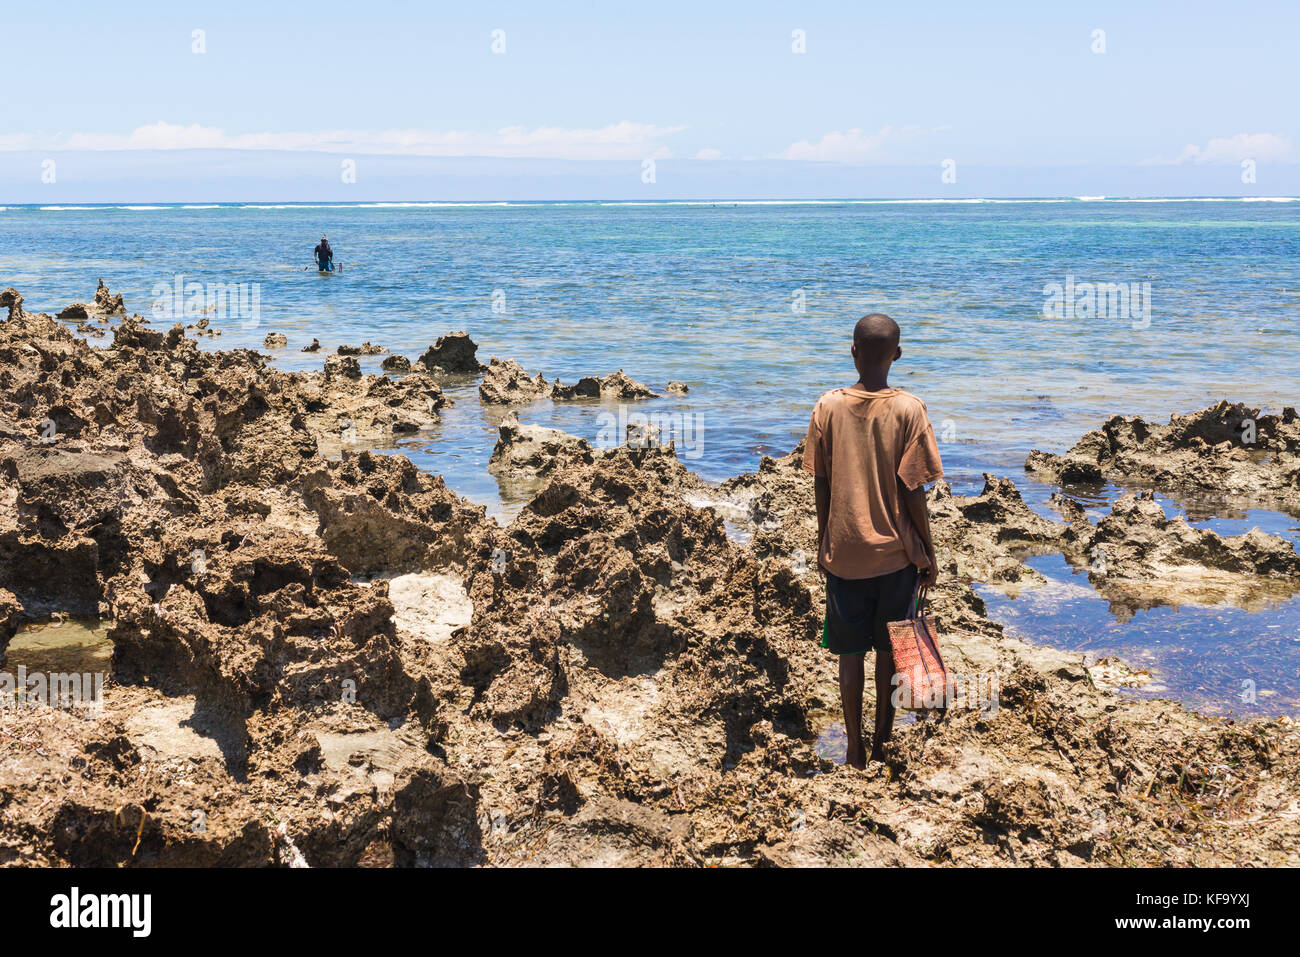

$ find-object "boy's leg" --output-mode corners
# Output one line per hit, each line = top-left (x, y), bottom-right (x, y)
(870, 645), (896, 762)
(838, 653), (866, 769)
(869, 564), (917, 761)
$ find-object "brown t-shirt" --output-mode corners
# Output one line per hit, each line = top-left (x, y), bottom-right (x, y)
(802, 386), (943, 580)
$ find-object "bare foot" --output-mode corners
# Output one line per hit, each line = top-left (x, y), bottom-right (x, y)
(846, 739), (868, 770)
(868, 746), (887, 764)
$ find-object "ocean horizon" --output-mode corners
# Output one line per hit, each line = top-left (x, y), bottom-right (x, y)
(8, 195), (1300, 210)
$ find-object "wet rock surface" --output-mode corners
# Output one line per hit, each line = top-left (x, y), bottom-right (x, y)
(478, 357), (551, 406)
(550, 376), (601, 401)
(338, 342), (386, 357)
(1027, 401), (1300, 511)
(487, 412), (593, 482)
(552, 370), (659, 401)
(0, 288), (26, 321)
(56, 303), (92, 321)
(93, 279), (126, 318)
(49, 281), (126, 328)
(1058, 490), (1300, 613)
(481, 359), (661, 406)
(0, 589), (22, 663)
(419, 332), (486, 375)
(595, 370), (658, 400)
(909, 476), (1068, 600)
(0, 293), (1297, 867)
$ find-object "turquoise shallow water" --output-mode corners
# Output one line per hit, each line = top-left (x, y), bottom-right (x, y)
(4, 199), (1300, 494)
(2, 198), (1298, 715)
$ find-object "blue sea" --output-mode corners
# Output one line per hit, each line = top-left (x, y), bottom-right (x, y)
(2, 198), (1299, 715)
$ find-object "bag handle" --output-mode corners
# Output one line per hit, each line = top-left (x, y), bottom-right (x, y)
(911, 577), (928, 620)
(908, 576), (938, 699)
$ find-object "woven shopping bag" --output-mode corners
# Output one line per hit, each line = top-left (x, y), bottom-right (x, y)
(887, 582), (950, 711)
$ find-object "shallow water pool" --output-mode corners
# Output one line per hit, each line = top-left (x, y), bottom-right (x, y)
(977, 553), (1300, 717)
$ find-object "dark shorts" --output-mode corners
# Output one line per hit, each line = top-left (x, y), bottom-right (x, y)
(824, 564), (919, 656)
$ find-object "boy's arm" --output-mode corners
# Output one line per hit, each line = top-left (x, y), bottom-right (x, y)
(814, 476), (830, 563)
(901, 483), (938, 586)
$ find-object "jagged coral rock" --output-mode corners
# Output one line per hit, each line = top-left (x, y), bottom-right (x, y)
(419, 332), (485, 374)
(1027, 401), (1300, 506)
(487, 412), (592, 481)
(478, 357), (550, 405)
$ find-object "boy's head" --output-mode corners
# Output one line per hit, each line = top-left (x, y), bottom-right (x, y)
(851, 313), (901, 378)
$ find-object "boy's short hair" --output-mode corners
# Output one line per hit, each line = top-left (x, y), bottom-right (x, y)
(853, 313), (900, 363)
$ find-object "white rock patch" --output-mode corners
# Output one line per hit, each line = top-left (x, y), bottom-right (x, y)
(387, 571), (473, 642)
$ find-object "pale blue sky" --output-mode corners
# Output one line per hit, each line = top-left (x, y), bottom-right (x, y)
(3, 0), (1297, 199)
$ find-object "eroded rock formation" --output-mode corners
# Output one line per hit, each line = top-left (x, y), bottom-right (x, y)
(419, 332), (486, 375)
(1027, 401), (1300, 508)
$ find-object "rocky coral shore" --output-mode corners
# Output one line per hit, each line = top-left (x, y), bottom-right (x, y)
(1, 284), (1297, 867)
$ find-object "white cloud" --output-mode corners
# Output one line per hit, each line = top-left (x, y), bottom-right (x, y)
(1143, 132), (1293, 166)
(775, 125), (944, 162)
(0, 120), (685, 161)
(694, 147), (724, 160)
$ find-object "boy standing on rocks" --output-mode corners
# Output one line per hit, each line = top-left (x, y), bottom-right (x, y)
(802, 314), (943, 768)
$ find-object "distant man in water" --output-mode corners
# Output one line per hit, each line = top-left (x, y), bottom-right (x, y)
(314, 235), (333, 272)
(802, 314), (943, 768)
